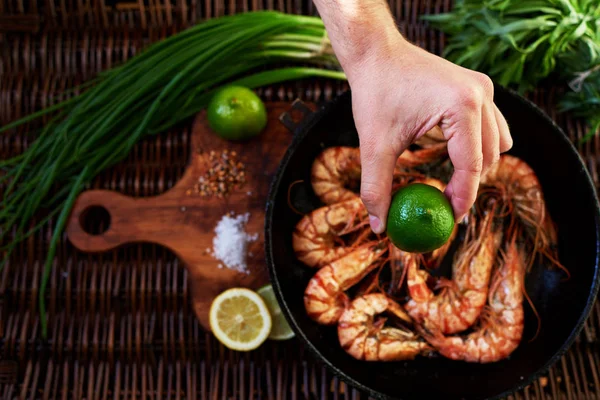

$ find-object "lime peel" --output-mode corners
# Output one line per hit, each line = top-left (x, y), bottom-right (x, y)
(257, 284), (295, 341)
(386, 182), (455, 253)
(207, 86), (267, 141)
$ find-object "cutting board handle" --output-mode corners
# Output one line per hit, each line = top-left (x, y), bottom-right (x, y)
(66, 189), (173, 253)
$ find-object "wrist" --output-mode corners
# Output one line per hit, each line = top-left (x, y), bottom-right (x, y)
(341, 29), (407, 82)
(321, 4), (407, 81)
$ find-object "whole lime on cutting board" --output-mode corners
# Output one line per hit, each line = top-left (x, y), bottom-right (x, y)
(207, 86), (267, 140)
(386, 183), (454, 253)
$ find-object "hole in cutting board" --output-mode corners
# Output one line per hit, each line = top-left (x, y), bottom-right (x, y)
(80, 206), (111, 235)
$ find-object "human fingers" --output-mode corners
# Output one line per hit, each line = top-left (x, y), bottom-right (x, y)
(443, 98), (483, 222)
(481, 101), (500, 176)
(359, 136), (400, 234)
(494, 103), (513, 152)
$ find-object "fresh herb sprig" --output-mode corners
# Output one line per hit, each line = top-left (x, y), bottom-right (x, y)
(0, 11), (346, 338)
(560, 71), (600, 142)
(423, 0), (600, 142)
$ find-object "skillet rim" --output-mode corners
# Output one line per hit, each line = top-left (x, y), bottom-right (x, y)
(264, 85), (600, 400)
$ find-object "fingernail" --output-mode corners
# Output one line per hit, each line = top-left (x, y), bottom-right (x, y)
(369, 215), (383, 234)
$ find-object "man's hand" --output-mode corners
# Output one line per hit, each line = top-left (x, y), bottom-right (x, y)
(312, 0), (512, 233)
(349, 36), (513, 232)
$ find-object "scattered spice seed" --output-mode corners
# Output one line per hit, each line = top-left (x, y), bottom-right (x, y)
(189, 149), (247, 197)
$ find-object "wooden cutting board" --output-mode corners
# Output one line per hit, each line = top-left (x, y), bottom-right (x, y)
(65, 101), (312, 332)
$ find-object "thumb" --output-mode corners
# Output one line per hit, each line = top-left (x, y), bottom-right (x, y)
(359, 138), (401, 234)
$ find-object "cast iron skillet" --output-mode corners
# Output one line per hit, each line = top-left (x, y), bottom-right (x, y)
(264, 85), (600, 400)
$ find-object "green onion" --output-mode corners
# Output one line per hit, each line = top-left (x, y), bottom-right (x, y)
(1, 10), (347, 338)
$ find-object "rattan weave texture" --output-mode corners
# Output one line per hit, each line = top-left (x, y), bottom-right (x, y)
(1, 1), (600, 398)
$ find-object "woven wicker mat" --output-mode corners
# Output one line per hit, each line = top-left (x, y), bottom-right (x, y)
(1, 1), (600, 399)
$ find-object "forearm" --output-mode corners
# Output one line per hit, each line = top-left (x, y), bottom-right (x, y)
(312, 0), (405, 80)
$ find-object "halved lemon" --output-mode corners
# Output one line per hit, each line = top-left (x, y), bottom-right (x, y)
(257, 284), (295, 340)
(209, 288), (272, 351)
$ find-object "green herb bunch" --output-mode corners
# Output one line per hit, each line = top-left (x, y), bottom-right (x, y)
(0, 11), (346, 338)
(423, 0), (600, 142)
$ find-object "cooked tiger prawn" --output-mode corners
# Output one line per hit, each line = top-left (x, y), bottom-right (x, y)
(405, 209), (502, 334)
(294, 148), (563, 365)
(292, 196), (370, 268)
(480, 154), (561, 271)
(418, 233), (525, 363)
(311, 141), (448, 205)
(304, 241), (389, 325)
(338, 293), (432, 361)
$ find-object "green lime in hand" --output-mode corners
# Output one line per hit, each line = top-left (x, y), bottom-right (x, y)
(207, 86), (267, 141)
(386, 183), (455, 253)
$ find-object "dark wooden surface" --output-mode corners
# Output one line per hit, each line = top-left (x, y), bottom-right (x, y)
(1, 1), (599, 399)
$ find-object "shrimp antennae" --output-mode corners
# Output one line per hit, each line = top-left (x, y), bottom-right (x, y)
(523, 284), (541, 343)
(507, 222), (542, 343)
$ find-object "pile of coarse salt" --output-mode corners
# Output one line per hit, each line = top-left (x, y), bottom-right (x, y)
(209, 212), (258, 274)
